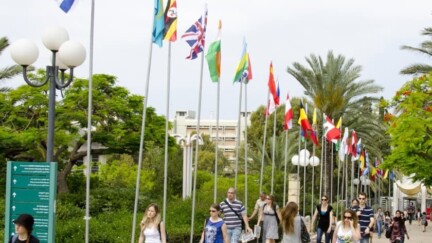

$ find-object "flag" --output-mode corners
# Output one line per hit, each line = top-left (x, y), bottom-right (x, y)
(182, 6), (208, 60)
(312, 108), (317, 126)
(348, 130), (358, 157)
(323, 114), (341, 142)
(59, 0), (76, 13)
(383, 170), (389, 179)
(233, 39), (251, 82)
(153, 0), (165, 47)
(205, 20), (221, 82)
(389, 171), (395, 181)
(298, 101), (312, 132)
(267, 62), (279, 105)
(265, 95), (276, 116)
(336, 117), (342, 129)
(356, 138), (362, 159)
(359, 148), (366, 170)
(338, 127), (349, 162)
(163, 0), (177, 42)
(284, 93), (293, 130)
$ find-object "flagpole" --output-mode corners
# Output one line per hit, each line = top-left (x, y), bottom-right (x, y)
(297, 124), (301, 204)
(234, 80), (243, 189)
(283, 129), (288, 206)
(336, 147), (341, 220)
(324, 140), (327, 198)
(214, 79), (220, 203)
(303, 140), (307, 216)
(244, 81), (249, 209)
(345, 153), (349, 208)
(162, 41), (172, 226)
(270, 105), (277, 194)
(84, 1), (95, 243)
(350, 155), (354, 203)
(330, 142), (334, 205)
(311, 143), (316, 219)
(259, 91), (270, 193)
(131, 6), (156, 243)
(319, 130), (324, 200)
(189, 41), (206, 243)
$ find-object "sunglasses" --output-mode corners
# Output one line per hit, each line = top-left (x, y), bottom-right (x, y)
(209, 210), (217, 213)
(344, 216), (352, 220)
(321, 198), (328, 201)
(358, 198), (366, 200)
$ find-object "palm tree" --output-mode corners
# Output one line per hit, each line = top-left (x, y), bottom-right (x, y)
(287, 50), (386, 199)
(400, 27), (432, 75)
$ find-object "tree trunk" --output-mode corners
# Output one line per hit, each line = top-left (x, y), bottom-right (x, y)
(57, 162), (73, 194)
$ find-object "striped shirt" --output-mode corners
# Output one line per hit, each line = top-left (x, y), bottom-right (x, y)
(358, 205), (374, 237)
(220, 199), (245, 229)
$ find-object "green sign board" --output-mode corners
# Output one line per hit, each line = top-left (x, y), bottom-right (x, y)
(4, 162), (57, 243)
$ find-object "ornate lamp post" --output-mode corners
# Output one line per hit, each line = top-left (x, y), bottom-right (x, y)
(10, 26), (86, 162)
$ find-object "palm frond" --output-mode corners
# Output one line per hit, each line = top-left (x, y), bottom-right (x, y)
(400, 64), (432, 75)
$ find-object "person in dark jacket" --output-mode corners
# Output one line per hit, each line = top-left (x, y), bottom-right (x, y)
(9, 214), (40, 243)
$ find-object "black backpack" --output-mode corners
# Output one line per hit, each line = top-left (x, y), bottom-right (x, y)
(158, 222), (169, 242)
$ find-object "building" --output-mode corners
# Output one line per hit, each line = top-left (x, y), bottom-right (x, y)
(170, 110), (251, 161)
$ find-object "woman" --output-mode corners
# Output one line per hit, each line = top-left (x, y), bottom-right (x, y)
(258, 194), (281, 243)
(332, 209), (361, 243)
(384, 211), (392, 231)
(350, 199), (359, 210)
(389, 210), (409, 243)
(9, 214), (40, 243)
(311, 195), (333, 243)
(416, 209), (422, 226)
(199, 203), (229, 243)
(139, 203), (167, 243)
(375, 207), (384, 239)
(421, 212), (428, 232)
(281, 202), (304, 243)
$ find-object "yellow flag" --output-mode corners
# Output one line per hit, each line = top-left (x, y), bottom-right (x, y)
(336, 117), (342, 129)
(312, 108), (317, 125)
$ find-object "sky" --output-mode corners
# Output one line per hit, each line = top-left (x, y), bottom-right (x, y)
(1, 0), (432, 120)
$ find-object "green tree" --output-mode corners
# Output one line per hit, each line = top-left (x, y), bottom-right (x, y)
(287, 51), (387, 197)
(0, 71), (173, 193)
(383, 73), (432, 185)
(400, 27), (432, 75)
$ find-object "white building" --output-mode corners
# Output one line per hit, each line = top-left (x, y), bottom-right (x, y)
(170, 110), (251, 161)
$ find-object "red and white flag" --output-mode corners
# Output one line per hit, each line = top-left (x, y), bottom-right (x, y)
(323, 114), (341, 142)
(284, 93), (293, 130)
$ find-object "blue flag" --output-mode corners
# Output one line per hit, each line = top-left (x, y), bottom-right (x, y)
(153, 0), (165, 47)
(59, 0), (75, 13)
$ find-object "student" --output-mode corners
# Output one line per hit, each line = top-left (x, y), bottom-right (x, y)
(249, 191), (267, 221)
(416, 208), (422, 226)
(389, 210), (409, 243)
(200, 203), (229, 243)
(375, 207), (384, 239)
(281, 202), (305, 243)
(421, 212), (428, 232)
(356, 192), (374, 243)
(138, 203), (167, 243)
(257, 194), (281, 243)
(332, 209), (361, 243)
(311, 195), (333, 243)
(9, 214), (40, 243)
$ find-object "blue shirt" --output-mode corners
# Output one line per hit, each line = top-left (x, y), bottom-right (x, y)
(204, 219), (224, 243)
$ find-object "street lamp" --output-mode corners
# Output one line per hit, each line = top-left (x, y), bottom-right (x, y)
(10, 26), (86, 162)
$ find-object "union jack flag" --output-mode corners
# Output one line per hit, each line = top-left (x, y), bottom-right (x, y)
(181, 7), (208, 60)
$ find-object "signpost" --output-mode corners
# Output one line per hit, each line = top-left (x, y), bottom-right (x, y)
(4, 162), (57, 243)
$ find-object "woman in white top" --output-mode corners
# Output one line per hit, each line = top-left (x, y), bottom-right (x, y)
(332, 209), (361, 243)
(281, 202), (303, 243)
(139, 203), (167, 243)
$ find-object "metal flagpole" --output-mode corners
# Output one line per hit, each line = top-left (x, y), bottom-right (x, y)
(270, 105), (277, 194)
(297, 123), (301, 203)
(259, 91), (270, 193)
(189, 35), (207, 243)
(162, 42), (172, 226)
(131, 7), (155, 243)
(244, 81), (249, 209)
(330, 142), (334, 204)
(214, 79), (220, 203)
(336, 151), (341, 220)
(319, 130), (324, 200)
(85, 1), (95, 242)
(234, 80), (243, 189)
(324, 140), (327, 198)
(303, 140), (307, 216)
(345, 154), (349, 208)
(283, 130), (288, 206)
(311, 143), (316, 219)
(351, 155), (355, 203)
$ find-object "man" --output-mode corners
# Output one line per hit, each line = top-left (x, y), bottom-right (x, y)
(406, 202), (415, 225)
(357, 192), (375, 243)
(220, 187), (253, 242)
(248, 191), (266, 221)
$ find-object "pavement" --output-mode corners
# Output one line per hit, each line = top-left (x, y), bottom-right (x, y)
(310, 220), (432, 243)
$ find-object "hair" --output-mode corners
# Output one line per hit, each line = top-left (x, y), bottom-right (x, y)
(210, 203), (221, 212)
(351, 199), (359, 205)
(359, 192), (367, 198)
(260, 191), (266, 196)
(267, 194), (276, 207)
(281, 202), (299, 234)
(384, 211), (390, 216)
(140, 203), (161, 230)
(228, 187), (236, 194)
(342, 209), (359, 229)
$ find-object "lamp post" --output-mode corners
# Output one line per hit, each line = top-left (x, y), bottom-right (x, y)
(10, 26), (86, 162)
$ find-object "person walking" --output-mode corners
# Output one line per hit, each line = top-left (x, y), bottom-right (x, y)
(350, 199), (359, 210)
(248, 192), (267, 221)
(311, 195), (333, 243)
(356, 192), (374, 243)
(9, 214), (40, 243)
(375, 207), (384, 239)
(138, 203), (167, 243)
(220, 187), (253, 243)
(257, 194), (281, 243)
(199, 203), (229, 243)
(421, 212), (428, 232)
(384, 211), (392, 231)
(389, 210), (409, 243)
(416, 209), (422, 226)
(281, 202), (305, 243)
(332, 209), (361, 243)
(406, 202), (415, 225)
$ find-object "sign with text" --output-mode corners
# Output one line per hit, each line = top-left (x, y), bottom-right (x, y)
(4, 162), (57, 243)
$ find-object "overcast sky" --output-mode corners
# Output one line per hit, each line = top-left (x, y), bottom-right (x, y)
(1, 0), (432, 120)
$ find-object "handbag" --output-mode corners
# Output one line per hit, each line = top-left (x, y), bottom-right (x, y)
(224, 200), (245, 230)
(300, 218), (311, 243)
(385, 226), (392, 239)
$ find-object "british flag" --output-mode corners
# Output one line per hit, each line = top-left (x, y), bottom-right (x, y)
(181, 8), (208, 60)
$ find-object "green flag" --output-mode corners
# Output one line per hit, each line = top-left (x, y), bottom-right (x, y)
(205, 20), (221, 82)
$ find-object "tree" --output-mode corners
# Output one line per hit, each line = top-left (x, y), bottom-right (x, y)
(287, 51), (387, 197)
(0, 71), (173, 193)
(400, 27), (432, 75)
(383, 73), (432, 185)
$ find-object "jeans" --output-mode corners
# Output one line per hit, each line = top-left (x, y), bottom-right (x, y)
(359, 236), (370, 243)
(227, 227), (242, 243)
(408, 213), (414, 224)
(316, 227), (331, 243)
(376, 220), (383, 237)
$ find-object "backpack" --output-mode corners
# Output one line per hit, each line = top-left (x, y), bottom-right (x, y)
(11, 234), (18, 243)
(158, 222), (169, 242)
